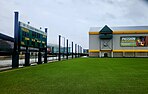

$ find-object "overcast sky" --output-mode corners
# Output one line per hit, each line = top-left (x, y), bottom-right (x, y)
(0, 0), (148, 48)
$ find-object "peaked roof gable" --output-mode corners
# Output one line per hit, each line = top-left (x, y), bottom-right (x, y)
(100, 25), (113, 34)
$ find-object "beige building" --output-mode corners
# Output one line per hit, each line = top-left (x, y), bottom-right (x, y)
(89, 25), (148, 57)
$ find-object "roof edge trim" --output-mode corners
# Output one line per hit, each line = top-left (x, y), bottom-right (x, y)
(89, 30), (148, 35)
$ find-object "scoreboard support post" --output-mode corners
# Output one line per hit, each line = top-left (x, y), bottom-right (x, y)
(24, 46), (30, 66)
(12, 12), (19, 68)
(44, 28), (48, 63)
(38, 48), (42, 64)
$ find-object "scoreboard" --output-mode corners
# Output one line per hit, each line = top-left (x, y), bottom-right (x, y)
(19, 22), (47, 48)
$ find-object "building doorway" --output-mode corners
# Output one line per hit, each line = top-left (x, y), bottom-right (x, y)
(101, 52), (111, 57)
(104, 53), (108, 57)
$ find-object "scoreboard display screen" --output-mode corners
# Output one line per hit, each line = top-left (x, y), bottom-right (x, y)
(19, 22), (47, 48)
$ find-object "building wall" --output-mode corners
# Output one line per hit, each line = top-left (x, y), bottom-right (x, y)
(113, 52), (123, 57)
(89, 35), (100, 50)
(135, 52), (148, 57)
(89, 33), (148, 57)
(89, 52), (99, 57)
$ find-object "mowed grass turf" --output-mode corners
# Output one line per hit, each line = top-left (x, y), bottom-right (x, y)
(0, 58), (148, 94)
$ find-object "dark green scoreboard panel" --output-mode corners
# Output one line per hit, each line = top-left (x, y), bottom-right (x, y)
(19, 22), (47, 48)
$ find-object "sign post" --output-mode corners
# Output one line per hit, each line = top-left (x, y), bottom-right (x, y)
(38, 48), (42, 64)
(44, 28), (48, 63)
(24, 46), (30, 66)
(12, 12), (19, 68)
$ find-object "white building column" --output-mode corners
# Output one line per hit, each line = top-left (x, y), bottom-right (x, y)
(99, 52), (101, 58)
(123, 52), (125, 57)
(111, 51), (113, 58)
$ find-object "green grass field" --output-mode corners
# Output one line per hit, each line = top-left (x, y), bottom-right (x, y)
(0, 58), (148, 94)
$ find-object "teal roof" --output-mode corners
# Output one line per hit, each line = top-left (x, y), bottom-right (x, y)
(100, 25), (113, 34)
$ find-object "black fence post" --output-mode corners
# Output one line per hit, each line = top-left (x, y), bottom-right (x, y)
(12, 12), (19, 68)
(58, 35), (61, 61)
(72, 42), (73, 59)
(66, 39), (68, 59)
(81, 47), (82, 57)
(63, 37), (65, 59)
(78, 45), (79, 58)
(44, 28), (48, 63)
(80, 46), (81, 57)
(75, 44), (77, 58)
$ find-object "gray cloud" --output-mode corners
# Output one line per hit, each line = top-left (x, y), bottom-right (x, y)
(143, 0), (148, 3)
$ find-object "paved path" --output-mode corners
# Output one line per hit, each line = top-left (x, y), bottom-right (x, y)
(0, 56), (74, 71)
(0, 57), (58, 67)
